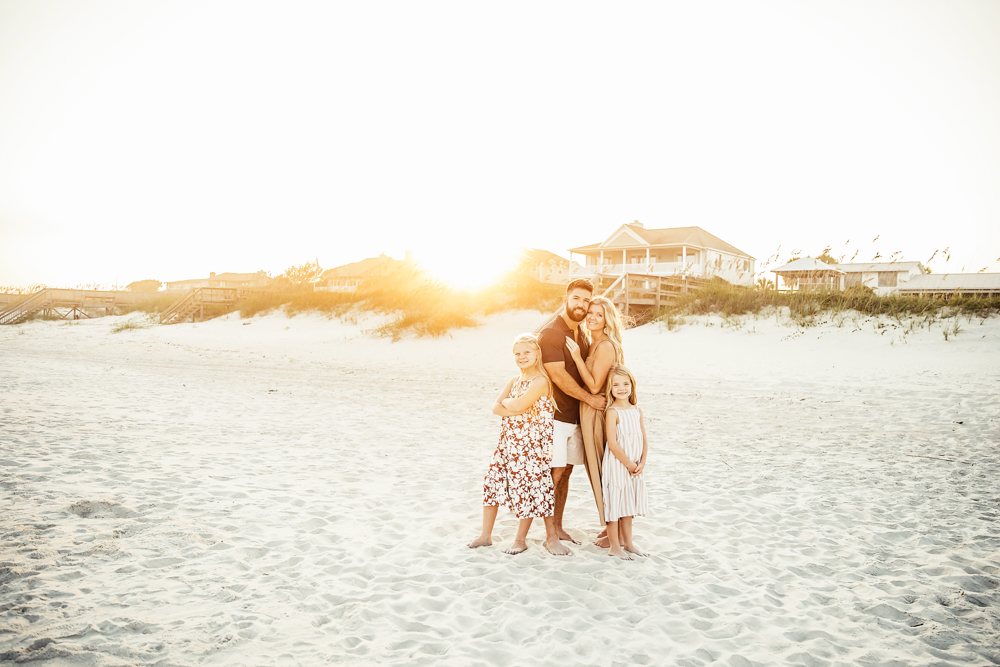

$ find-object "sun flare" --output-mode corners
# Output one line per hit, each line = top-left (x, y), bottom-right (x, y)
(413, 244), (519, 291)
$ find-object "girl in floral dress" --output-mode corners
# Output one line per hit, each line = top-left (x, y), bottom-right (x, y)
(468, 333), (555, 554)
(602, 365), (650, 560)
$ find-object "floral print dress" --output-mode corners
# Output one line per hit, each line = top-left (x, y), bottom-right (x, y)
(482, 378), (555, 519)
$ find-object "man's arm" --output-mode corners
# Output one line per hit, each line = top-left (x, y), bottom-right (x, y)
(544, 361), (607, 410)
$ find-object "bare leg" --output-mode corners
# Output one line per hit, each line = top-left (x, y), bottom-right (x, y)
(606, 519), (632, 560)
(504, 518), (532, 554)
(544, 472), (572, 556)
(552, 465), (580, 544)
(594, 527), (610, 549)
(543, 516), (572, 555)
(620, 516), (648, 557)
(468, 506), (498, 548)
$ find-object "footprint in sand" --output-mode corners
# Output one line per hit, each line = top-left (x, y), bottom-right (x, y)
(66, 500), (137, 519)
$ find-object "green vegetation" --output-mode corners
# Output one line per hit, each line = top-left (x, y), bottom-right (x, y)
(239, 265), (562, 339)
(123, 293), (183, 314)
(24, 311), (64, 322)
(665, 280), (998, 319)
(656, 280), (1000, 336)
(110, 320), (150, 333)
(267, 259), (324, 293)
(126, 279), (162, 292)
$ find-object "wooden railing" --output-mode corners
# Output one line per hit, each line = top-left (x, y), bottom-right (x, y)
(0, 288), (157, 325)
(535, 273), (710, 331)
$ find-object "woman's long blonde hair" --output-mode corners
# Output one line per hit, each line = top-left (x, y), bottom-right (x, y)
(605, 364), (638, 406)
(588, 296), (626, 364)
(512, 332), (554, 402)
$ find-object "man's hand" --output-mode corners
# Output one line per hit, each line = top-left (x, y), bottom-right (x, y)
(583, 393), (606, 411)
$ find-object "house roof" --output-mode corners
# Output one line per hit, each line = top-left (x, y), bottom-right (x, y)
(833, 262), (925, 274)
(521, 248), (569, 265)
(897, 273), (1000, 292)
(771, 257), (845, 274)
(569, 224), (754, 259)
(211, 272), (264, 281)
(321, 254), (399, 279)
(164, 271), (264, 285)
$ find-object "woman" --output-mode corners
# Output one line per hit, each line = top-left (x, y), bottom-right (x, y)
(565, 296), (627, 542)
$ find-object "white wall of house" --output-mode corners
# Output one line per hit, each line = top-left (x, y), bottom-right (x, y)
(576, 248), (753, 285)
(842, 268), (922, 296)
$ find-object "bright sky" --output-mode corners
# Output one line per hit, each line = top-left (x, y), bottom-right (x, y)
(1, 0), (998, 289)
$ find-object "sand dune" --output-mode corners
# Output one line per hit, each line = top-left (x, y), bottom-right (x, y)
(2, 310), (998, 665)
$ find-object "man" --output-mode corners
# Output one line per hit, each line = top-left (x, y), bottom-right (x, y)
(538, 278), (607, 556)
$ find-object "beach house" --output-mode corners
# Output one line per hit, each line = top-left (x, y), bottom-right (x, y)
(314, 254), (405, 292)
(897, 273), (1000, 298)
(164, 271), (270, 292)
(772, 258), (847, 291)
(568, 223), (755, 286)
(772, 259), (926, 295)
(516, 248), (581, 285)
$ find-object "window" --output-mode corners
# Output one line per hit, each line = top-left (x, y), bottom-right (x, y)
(844, 273), (861, 287)
(878, 272), (897, 288)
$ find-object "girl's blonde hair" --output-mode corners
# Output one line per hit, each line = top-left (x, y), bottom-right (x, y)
(605, 364), (638, 406)
(587, 296), (626, 364)
(512, 332), (554, 402)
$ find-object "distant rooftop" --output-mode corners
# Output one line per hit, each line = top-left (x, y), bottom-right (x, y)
(570, 224), (753, 259)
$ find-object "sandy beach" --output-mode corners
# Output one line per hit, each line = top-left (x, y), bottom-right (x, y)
(2, 309), (999, 666)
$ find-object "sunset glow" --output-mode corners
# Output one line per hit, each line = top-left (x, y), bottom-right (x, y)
(413, 244), (519, 291)
(0, 1), (998, 288)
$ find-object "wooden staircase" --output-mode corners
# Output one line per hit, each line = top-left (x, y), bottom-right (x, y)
(159, 288), (244, 325)
(537, 273), (711, 331)
(0, 290), (53, 325)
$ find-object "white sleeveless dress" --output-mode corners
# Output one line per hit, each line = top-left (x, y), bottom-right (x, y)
(601, 407), (649, 522)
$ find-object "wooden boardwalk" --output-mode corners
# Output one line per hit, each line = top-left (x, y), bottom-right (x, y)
(537, 272), (710, 331)
(597, 272), (709, 322)
(0, 289), (157, 325)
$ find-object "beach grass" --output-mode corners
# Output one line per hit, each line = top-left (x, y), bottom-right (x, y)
(656, 280), (1000, 331)
(122, 294), (186, 315)
(238, 265), (562, 339)
(110, 320), (149, 333)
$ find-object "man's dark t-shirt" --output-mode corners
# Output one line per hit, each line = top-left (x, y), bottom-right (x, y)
(539, 315), (590, 424)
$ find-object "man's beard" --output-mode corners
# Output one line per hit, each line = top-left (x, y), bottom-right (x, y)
(567, 306), (587, 322)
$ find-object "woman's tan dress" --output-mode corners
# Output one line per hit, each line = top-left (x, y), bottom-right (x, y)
(579, 339), (615, 525)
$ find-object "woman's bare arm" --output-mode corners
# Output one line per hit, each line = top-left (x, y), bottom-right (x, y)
(581, 340), (616, 394)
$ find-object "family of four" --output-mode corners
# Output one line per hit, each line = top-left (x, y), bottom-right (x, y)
(468, 278), (650, 559)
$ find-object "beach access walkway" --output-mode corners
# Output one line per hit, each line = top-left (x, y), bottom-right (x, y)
(157, 287), (261, 325)
(597, 272), (709, 321)
(0, 287), (269, 326)
(0, 288), (153, 325)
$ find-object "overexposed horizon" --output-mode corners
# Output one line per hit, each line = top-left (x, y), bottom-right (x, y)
(1, 1), (998, 289)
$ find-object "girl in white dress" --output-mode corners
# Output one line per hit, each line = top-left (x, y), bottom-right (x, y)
(601, 365), (649, 560)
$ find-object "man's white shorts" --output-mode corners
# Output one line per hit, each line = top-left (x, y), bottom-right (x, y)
(551, 420), (585, 468)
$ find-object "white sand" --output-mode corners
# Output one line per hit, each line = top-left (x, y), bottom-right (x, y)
(2, 309), (999, 666)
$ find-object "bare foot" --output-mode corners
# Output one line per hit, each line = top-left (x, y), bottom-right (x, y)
(545, 538), (573, 556)
(503, 540), (528, 555)
(594, 535), (610, 549)
(467, 535), (492, 549)
(608, 545), (633, 560)
(556, 530), (581, 545)
(624, 544), (649, 557)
